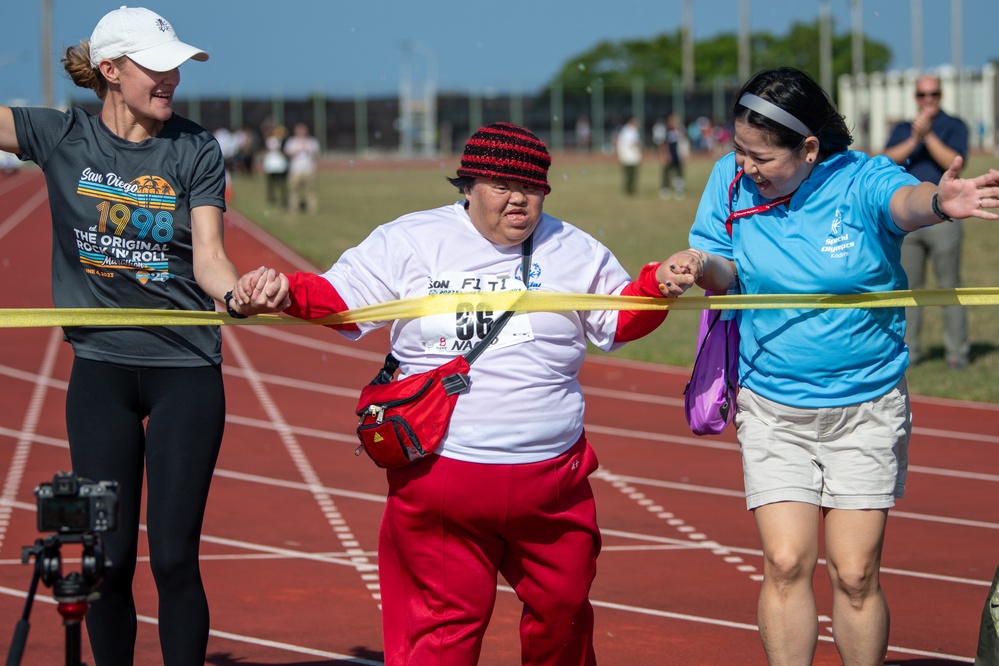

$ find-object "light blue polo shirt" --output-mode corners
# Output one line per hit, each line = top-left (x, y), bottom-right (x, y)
(690, 151), (920, 408)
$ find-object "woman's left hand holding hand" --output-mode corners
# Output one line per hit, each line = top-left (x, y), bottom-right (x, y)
(233, 266), (291, 315)
(656, 249), (708, 298)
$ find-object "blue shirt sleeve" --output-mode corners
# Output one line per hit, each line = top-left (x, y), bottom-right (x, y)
(689, 153), (738, 259)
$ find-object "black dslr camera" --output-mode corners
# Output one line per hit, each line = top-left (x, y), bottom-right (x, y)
(7, 473), (119, 666)
(35, 472), (119, 534)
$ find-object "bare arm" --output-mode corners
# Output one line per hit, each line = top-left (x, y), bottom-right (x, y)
(191, 205), (289, 315)
(0, 106), (19, 154)
(889, 156), (999, 232)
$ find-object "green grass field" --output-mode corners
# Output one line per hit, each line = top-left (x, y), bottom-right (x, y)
(232, 152), (999, 403)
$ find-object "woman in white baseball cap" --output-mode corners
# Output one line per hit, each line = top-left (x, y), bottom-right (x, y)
(0, 7), (289, 665)
(88, 5), (209, 73)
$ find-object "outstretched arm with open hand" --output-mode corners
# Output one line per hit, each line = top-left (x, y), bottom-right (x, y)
(891, 156), (999, 232)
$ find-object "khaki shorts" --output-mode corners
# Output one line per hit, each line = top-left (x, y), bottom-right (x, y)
(736, 379), (911, 510)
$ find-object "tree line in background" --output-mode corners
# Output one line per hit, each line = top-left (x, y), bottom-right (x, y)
(550, 21), (892, 91)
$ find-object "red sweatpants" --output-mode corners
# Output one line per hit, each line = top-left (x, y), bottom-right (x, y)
(379, 435), (601, 665)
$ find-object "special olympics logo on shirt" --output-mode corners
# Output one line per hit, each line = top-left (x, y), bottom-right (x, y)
(830, 209), (843, 236)
(517, 261), (541, 289)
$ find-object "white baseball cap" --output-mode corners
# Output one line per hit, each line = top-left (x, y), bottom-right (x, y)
(88, 6), (208, 72)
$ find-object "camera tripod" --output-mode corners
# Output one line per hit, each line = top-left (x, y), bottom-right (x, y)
(5, 532), (110, 666)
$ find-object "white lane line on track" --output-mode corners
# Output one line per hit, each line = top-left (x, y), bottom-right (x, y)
(0, 580), (972, 665)
(4, 413), (999, 535)
(0, 170), (39, 198)
(0, 328), (61, 560)
(211, 347), (999, 448)
(500, 585), (975, 663)
(4, 518), (988, 590)
(222, 330), (382, 595)
(225, 208), (321, 273)
(584, 385), (684, 406)
(0, 579), (972, 664)
(0, 364), (68, 389)
(584, 423), (741, 453)
(7, 356), (999, 449)
(225, 413), (359, 444)
(597, 527), (991, 588)
(594, 467), (764, 583)
(224, 365), (361, 398)
(908, 427), (999, 444)
(4, 419), (999, 528)
(211, 467), (386, 503)
(604, 470), (999, 530)
(238, 324), (385, 362)
(0, 426), (67, 449)
(0, 584), (382, 664)
(0, 182), (47, 242)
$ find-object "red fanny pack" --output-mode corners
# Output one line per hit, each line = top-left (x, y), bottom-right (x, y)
(353, 234), (532, 469)
(355, 354), (471, 469)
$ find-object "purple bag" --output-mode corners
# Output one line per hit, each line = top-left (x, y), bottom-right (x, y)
(684, 291), (739, 436)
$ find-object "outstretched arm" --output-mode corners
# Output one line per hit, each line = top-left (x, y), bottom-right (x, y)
(613, 262), (670, 342)
(192, 206), (289, 315)
(278, 271), (359, 331)
(890, 156), (999, 232)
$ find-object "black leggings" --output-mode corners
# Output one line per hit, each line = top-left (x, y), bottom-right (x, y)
(66, 357), (225, 666)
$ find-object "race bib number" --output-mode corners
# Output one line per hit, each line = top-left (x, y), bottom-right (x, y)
(421, 271), (534, 353)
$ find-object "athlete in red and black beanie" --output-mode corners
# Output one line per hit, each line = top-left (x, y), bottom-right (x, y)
(453, 122), (551, 193)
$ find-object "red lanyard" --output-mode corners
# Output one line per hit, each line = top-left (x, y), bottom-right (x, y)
(724, 169), (793, 237)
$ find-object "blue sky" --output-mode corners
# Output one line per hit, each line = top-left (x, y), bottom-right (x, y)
(2, 0), (997, 105)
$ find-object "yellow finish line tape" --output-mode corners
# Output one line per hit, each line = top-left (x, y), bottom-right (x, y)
(2, 287), (999, 329)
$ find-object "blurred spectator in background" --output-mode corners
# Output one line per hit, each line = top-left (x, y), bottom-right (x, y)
(699, 116), (718, 154)
(653, 113), (687, 200)
(262, 125), (289, 208)
(616, 116), (642, 196)
(652, 118), (667, 178)
(213, 125), (239, 172)
(233, 124), (256, 175)
(884, 74), (970, 369)
(575, 115), (592, 153)
(284, 122), (320, 213)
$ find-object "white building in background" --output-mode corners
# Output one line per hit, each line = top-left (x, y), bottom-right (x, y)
(838, 64), (997, 155)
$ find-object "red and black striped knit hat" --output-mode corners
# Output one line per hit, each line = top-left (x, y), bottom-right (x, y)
(456, 122), (552, 194)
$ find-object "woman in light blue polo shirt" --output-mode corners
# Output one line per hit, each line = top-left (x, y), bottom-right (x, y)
(661, 67), (999, 665)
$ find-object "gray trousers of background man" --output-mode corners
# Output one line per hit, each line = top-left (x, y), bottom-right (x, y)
(901, 220), (970, 366)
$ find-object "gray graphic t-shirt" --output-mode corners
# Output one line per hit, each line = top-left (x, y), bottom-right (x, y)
(14, 106), (226, 366)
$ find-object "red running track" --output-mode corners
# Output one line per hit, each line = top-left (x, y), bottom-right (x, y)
(0, 169), (996, 664)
